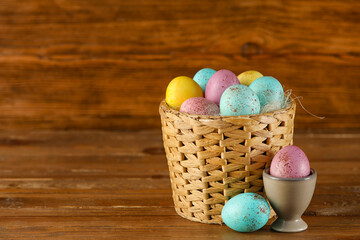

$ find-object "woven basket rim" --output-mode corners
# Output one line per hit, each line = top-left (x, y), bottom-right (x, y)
(160, 99), (296, 120)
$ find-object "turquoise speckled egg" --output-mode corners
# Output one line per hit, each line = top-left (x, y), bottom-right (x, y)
(220, 85), (260, 116)
(193, 68), (216, 92)
(249, 76), (284, 108)
(221, 193), (270, 232)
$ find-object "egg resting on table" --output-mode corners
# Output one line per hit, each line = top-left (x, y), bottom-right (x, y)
(249, 76), (284, 112)
(270, 145), (311, 178)
(193, 68), (216, 92)
(165, 76), (203, 110)
(237, 70), (263, 86)
(205, 69), (239, 105)
(221, 193), (270, 232)
(220, 84), (260, 116)
(180, 97), (220, 115)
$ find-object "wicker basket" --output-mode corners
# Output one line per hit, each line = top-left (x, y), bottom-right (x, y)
(159, 99), (296, 224)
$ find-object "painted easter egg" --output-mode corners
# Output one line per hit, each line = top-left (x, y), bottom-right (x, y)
(205, 69), (239, 105)
(221, 193), (271, 232)
(270, 145), (311, 178)
(237, 70), (263, 86)
(220, 84), (260, 116)
(165, 76), (203, 110)
(249, 76), (284, 112)
(180, 97), (220, 115)
(193, 68), (216, 92)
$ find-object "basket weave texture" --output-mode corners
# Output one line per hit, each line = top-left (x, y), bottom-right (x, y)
(159, 99), (296, 224)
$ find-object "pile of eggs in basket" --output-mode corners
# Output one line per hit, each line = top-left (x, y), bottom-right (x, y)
(165, 68), (286, 116)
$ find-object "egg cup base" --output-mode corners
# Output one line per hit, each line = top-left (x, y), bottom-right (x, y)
(271, 218), (308, 233)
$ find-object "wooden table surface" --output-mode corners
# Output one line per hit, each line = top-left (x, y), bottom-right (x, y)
(0, 129), (359, 239)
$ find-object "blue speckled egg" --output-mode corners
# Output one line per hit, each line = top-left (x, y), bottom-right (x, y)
(220, 85), (260, 116)
(193, 68), (216, 92)
(249, 76), (284, 108)
(221, 193), (270, 232)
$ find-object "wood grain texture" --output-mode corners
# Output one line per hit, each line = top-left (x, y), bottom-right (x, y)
(0, 130), (358, 239)
(0, 0), (359, 130)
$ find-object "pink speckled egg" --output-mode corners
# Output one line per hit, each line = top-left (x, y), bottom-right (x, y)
(270, 145), (311, 178)
(180, 97), (220, 115)
(205, 69), (239, 105)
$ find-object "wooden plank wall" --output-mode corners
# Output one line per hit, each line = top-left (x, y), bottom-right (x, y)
(0, 0), (359, 130)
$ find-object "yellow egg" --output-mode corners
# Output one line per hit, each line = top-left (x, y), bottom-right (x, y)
(237, 70), (263, 86)
(166, 76), (203, 110)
